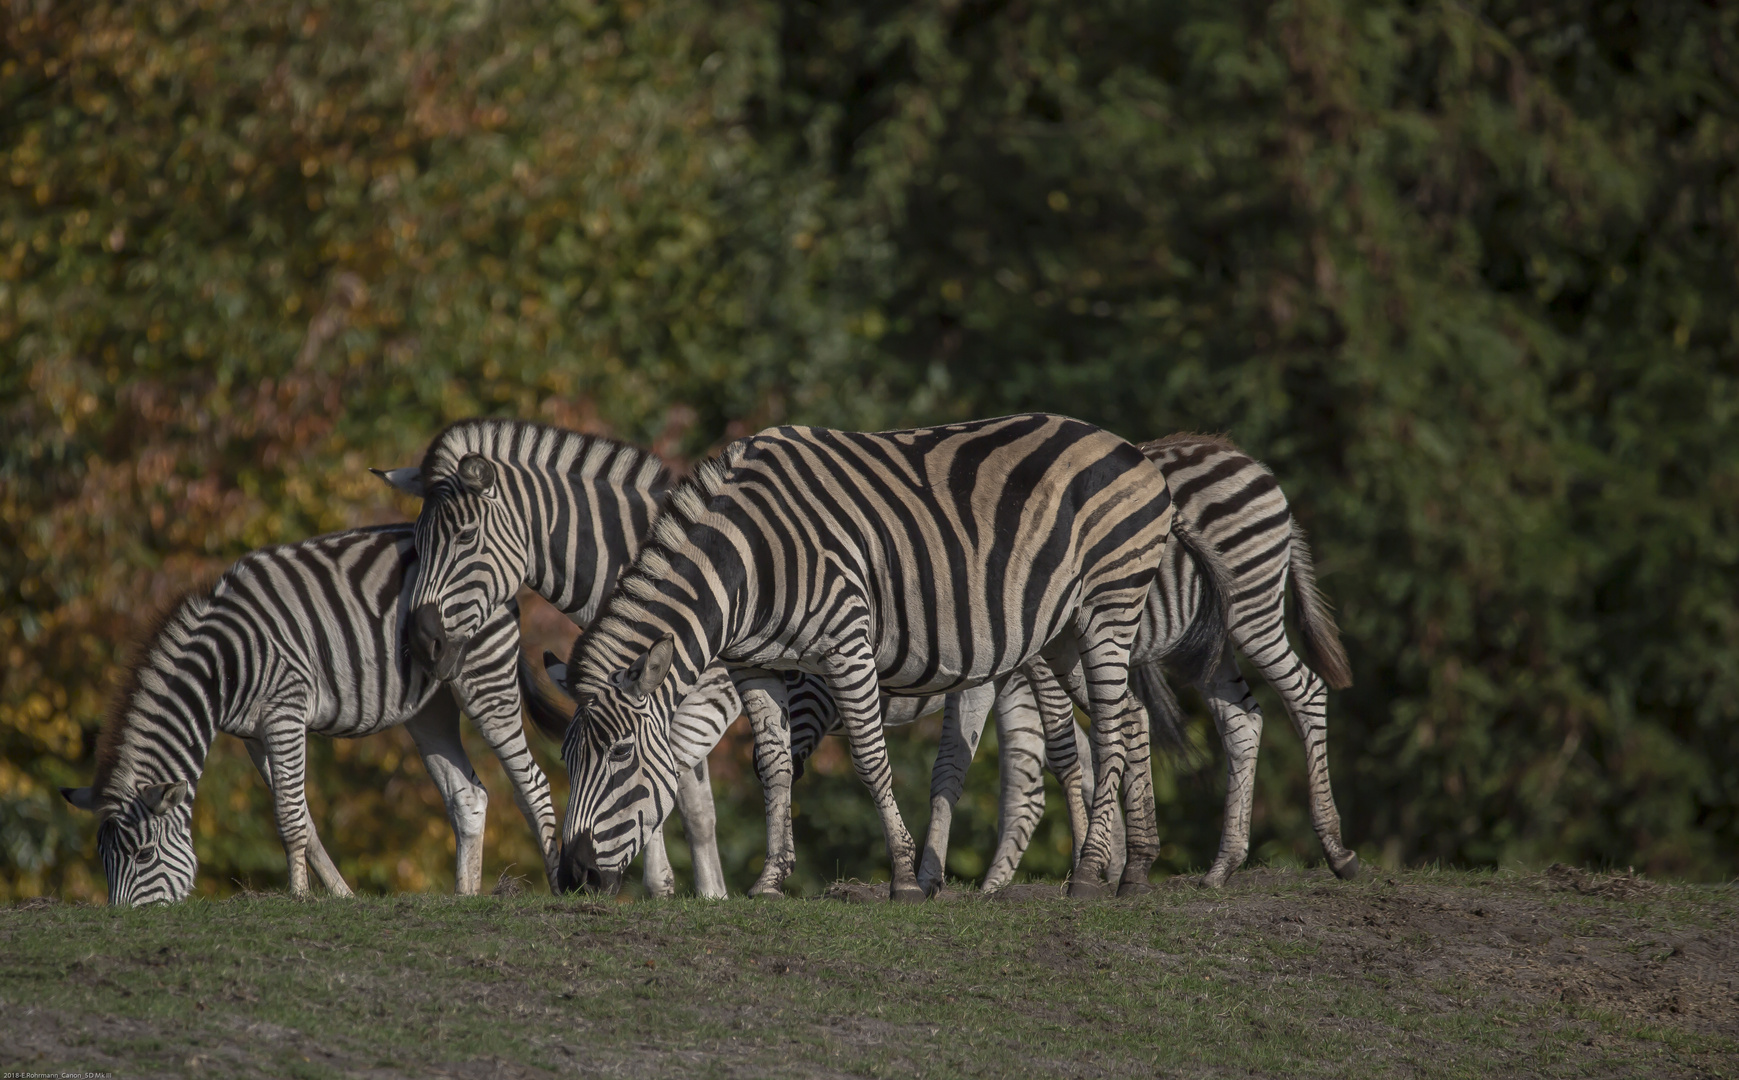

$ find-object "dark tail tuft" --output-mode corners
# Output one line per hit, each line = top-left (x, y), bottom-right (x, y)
(1131, 660), (1187, 750)
(1288, 519), (1352, 690)
(518, 649), (577, 739)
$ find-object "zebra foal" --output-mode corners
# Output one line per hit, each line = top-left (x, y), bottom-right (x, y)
(61, 527), (559, 905)
(555, 413), (1177, 900)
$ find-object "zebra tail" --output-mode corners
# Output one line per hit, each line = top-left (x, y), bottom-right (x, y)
(1164, 516), (1234, 690)
(1131, 659), (1189, 753)
(1288, 519), (1353, 690)
(517, 649), (576, 739)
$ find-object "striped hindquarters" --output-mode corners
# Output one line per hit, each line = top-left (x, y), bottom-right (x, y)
(1142, 434), (1349, 689)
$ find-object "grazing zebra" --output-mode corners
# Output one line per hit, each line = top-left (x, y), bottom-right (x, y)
(60, 527), (559, 905)
(910, 433), (1358, 889)
(555, 413), (1177, 900)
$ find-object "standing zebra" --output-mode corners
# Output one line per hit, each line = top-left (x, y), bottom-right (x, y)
(908, 432), (1357, 888)
(555, 414), (1177, 900)
(60, 527), (559, 905)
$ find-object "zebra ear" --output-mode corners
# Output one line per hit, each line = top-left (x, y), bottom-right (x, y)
(371, 466), (426, 499)
(543, 651), (569, 690)
(457, 454), (497, 495)
(625, 634), (676, 700)
(140, 780), (191, 816)
(61, 786), (98, 811)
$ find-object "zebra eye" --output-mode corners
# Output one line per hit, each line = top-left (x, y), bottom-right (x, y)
(457, 526), (479, 546)
(136, 845), (158, 865)
(607, 741), (634, 765)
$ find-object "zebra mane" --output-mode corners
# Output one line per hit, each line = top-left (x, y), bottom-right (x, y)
(573, 448), (742, 684)
(418, 418), (669, 493)
(92, 587), (217, 800)
(1143, 430), (1247, 455)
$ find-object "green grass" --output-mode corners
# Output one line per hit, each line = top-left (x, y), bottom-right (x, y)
(2, 868), (1734, 1078)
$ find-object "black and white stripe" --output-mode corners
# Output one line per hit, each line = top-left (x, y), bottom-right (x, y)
(556, 413), (1177, 900)
(61, 527), (560, 905)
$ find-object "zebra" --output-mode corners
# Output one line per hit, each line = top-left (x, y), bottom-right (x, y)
(1138, 433), (1355, 884)
(903, 433), (1357, 889)
(377, 418), (1104, 899)
(554, 413), (1178, 901)
(59, 526), (560, 905)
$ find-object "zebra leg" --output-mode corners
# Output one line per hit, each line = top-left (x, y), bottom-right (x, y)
(1250, 649), (1358, 879)
(1027, 662), (1090, 867)
(244, 738), (352, 898)
(642, 826), (677, 898)
(737, 670), (796, 899)
(1114, 690), (1159, 895)
(982, 674), (1048, 892)
(403, 695), (490, 896)
(1056, 625), (1155, 898)
(676, 759), (728, 899)
(917, 681), (998, 897)
(259, 718), (317, 898)
(826, 642), (923, 902)
(1076, 718), (1127, 887)
(1201, 646), (1263, 888)
(450, 685), (561, 894)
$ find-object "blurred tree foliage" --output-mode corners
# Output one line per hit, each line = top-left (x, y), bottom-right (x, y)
(3, 0), (1735, 900)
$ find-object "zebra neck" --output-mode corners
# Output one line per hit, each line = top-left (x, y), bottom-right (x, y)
(98, 641), (227, 801)
(528, 476), (663, 628)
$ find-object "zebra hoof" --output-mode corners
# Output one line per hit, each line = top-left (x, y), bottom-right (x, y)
(1116, 879), (1154, 898)
(1199, 869), (1230, 889)
(748, 884), (786, 900)
(890, 884), (926, 904)
(1066, 878), (1109, 900)
(1331, 852), (1360, 880)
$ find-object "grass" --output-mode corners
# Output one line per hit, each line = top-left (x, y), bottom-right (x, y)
(1, 867), (1734, 1078)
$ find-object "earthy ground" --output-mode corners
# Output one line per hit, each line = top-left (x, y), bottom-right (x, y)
(1, 866), (1734, 1078)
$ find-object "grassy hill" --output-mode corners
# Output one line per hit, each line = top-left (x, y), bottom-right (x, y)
(3, 867), (1733, 1078)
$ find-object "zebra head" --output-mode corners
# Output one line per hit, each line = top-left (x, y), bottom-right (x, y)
(376, 454), (527, 681)
(62, 780), (197, 906)
(556, 634), (680, 894)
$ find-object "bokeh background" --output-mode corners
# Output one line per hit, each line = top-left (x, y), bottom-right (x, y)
(4, 0), (1736, 900)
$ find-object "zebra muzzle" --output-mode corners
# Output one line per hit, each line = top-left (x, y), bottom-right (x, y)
(556, 832), (621, 896)
(410, 602), (465, 681)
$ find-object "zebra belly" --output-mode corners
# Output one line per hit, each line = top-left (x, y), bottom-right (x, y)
(304, 680), (439, 738)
